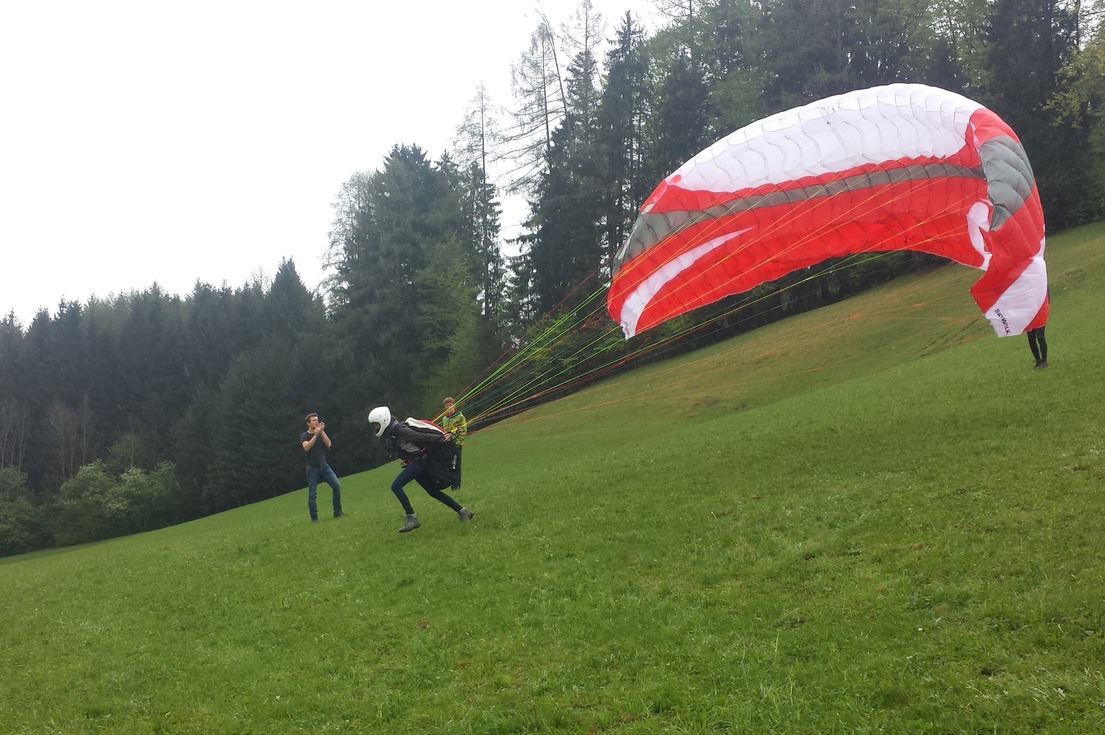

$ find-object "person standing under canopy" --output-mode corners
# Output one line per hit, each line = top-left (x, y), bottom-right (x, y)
(1027, 326), (1048, 369)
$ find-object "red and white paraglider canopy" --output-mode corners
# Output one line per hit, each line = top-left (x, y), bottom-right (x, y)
(607, 83), (1048, 339)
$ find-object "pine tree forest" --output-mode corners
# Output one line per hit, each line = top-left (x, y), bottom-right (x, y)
(2, 0), (1103, 555)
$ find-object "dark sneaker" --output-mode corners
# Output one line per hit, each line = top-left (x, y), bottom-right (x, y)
(457, 507), (474, 521)
(311, 518), (319, 523)
(399, 514), (421, 533)
(333, 511), (345, 517)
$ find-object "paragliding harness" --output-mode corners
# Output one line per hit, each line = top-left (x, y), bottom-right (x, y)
(384, 418), (459, 491)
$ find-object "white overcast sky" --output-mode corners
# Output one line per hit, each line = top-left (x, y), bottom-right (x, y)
(0, 0), (661, 327)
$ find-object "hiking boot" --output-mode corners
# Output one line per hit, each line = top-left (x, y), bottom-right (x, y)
(457, 507), (474, 522)
(399, 514), (421, 533)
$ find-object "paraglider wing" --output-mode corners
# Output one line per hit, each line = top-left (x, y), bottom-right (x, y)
(607, 84), (1048, 339)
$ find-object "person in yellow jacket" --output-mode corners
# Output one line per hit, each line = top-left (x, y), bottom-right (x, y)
(440, 397), (467, 492)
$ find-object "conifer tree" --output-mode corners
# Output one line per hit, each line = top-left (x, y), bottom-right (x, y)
(596, 11), (652, 268)
(985, 0), (1083, 228)
(527, 1), (607, 315)
(506, 15), (567, 194)
(454, 85), (507, 329)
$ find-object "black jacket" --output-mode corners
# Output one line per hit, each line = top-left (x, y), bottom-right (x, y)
(383, 419), (459, 491)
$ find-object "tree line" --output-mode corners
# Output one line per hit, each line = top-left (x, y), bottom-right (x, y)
(2, 0), (1102, 556)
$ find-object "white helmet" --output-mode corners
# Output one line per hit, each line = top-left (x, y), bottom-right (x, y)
(367, 406), (391, 437)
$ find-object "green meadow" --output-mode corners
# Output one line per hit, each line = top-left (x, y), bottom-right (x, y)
(3, 223), (1103, 734)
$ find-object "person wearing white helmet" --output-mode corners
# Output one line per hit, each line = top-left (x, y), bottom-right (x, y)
(368, 406), (474, 533)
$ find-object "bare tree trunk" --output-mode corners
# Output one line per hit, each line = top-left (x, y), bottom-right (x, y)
(0, 398), (29, 469)
(47, 401), (80, 481)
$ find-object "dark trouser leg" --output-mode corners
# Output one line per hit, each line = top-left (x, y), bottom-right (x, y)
(415, 472), (463, 512)
(318, 465), (342, 513)
(1027, 329), (1041, 361)
(453, 447), (462, 491)
(306, 467), (320, 520)
(390, 463), (419, 515)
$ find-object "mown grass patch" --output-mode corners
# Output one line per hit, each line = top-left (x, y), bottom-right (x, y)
(2, 222), (1104, 733)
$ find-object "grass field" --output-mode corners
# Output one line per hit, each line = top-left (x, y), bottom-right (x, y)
(3, 222), (1103, 733)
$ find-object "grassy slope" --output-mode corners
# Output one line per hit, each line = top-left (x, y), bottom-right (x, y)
(2, 222), (1103, 734)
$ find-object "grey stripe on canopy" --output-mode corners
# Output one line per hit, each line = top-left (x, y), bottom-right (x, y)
(612, 147), (1034, 276)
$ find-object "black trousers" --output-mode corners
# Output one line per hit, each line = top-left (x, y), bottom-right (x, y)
(1027, 326), (1047, 361)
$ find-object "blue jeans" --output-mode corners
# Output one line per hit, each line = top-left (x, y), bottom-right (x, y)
(391, 460), (462, 516)
(307, 464), (342, 520)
